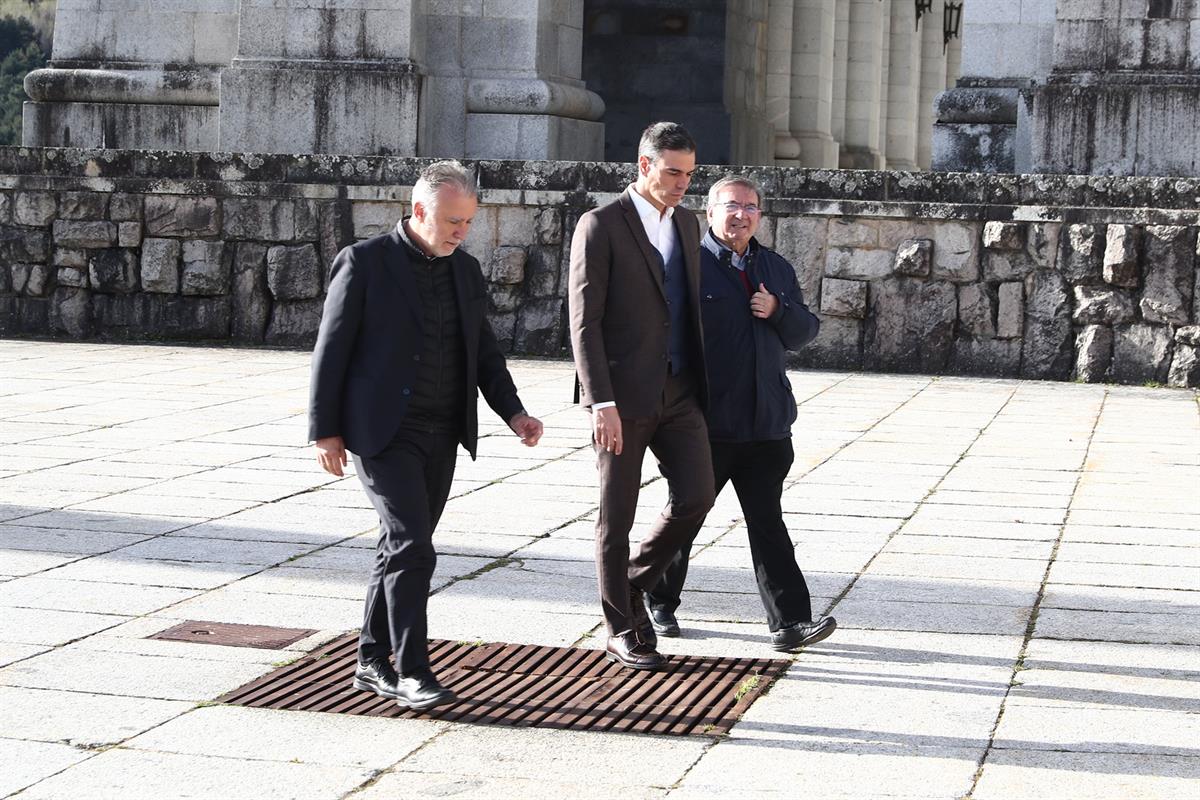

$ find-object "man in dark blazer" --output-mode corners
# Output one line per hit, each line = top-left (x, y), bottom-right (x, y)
(568, 122), (716, 670)
(309, 160), (543, 709)
(646, 175), (836, 652)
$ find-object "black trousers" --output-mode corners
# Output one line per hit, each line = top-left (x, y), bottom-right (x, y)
(647, 437), (812, 631)
(352, 427), (458, 676)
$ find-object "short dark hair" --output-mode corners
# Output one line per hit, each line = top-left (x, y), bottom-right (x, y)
(638, 121), (696, 163)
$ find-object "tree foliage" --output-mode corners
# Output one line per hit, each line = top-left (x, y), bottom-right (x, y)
(0, 14), (46, 145)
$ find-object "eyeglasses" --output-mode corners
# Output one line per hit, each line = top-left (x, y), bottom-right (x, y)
(717, 202), (761, 215)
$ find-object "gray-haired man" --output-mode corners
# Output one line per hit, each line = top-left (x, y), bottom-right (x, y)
(310, 160), (543, 709)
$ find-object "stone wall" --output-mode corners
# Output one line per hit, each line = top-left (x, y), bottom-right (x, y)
(1, 146), (1199, 388)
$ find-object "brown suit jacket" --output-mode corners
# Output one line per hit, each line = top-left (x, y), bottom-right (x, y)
(568, 188), (708, 418)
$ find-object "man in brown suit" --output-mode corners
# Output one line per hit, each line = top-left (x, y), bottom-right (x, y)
(568, 122), (715, 670)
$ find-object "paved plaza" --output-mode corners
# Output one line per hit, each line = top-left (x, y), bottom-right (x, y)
(0, 339), (1197, 799)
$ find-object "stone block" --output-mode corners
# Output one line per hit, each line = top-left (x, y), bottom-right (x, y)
(535, 207), (562, 245)
(522, 246), (560, 297)
(774, 217), (826, 302)
(514, 296), (565, 355)
(1178, 326), (1200, 347)
(58, 192), (108, 221)
(820, 278), (868, 318)
(0, 263), (8, 294)
(794, 315), (862, 370)
(181, 240), (230, 296)
(319, 201), (354, 273)
(485, 247), (526, 285)
(498, 207), (537, 246)
(827, 219), (878, 248)
(49, 287), (91, 338)
(109, 194), (143, 222)
(982, 221), (1024, 250)
(931, 222), (980, 283)
(0, 192), (9, 224)
(951, 338), (1022, 377)
(53, 220), (118, 249)
(232, 243), (270, 344)
(1, 228), (49, 262)
(56, 267), (86, 289)
(140, 239), (181, 295)
(223, 198), (296, 241)
(52, 249), (86, 268)
(118, 222), (142, 249)
(997, 282), (1025, 339)
(1112, 324), (1173, 384)
(1073, 325), (1113, 383)
(1140, 225), (1195, 325)
(1169, 342), (1200, 387)
(864, 277), (958, 373)
(294, 200), (320, 241)
(1021, 270), (1073, 380)
(12, 263), (52, 297)
(489, 284), (523, 314)
(1072, 286), (1135, 325)
(88, 249), (139, 294)
(931, 122), (1017, 173)
(825, 248), (893, 280)
(13, 192), (56, 226)
(958, 284), (996, 338)
(265, 299), (323, 347)
(351, 202), (404, 239)
(144, 196), (220, 238)
(1103, 224), (1140, 288)
(266, 245), (321, 300)
(894, 239), (932, 277)
(1058, 223), (1104, 285)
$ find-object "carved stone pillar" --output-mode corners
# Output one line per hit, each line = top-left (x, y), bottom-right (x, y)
(839, 0), (886, 168)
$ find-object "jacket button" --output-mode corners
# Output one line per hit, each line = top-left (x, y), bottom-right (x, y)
(413, 354), (421, 361)
(402, 388), (412, 396)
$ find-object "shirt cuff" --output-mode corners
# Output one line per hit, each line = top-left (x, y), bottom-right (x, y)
(591, 401), (617, 410)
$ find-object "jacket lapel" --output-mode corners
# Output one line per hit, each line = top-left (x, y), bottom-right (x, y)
(618, 189), (668, 301)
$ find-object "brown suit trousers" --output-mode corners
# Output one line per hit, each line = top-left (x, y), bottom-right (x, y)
(569, 189), (715, 635)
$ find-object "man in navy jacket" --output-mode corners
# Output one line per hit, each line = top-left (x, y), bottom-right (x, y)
(646, 175), (837, 652)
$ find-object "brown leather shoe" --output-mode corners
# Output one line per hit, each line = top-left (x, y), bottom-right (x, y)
(606, 630), (666, 671)
(629, 585), (657, 649)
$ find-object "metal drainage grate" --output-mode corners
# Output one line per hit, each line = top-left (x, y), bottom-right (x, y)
(151, 621), (317, 650)
(218, 634), (790, 737)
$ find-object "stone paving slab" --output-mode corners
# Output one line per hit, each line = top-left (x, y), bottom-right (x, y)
(0, 341), (1197, 799)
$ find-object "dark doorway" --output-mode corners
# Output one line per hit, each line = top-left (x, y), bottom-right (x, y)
(583, 0), (730, 164)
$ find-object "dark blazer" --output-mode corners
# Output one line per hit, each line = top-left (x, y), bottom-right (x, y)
(699, 230), (820, 443)
(308, 229), (524, 460)
(568, 188), (708, 418)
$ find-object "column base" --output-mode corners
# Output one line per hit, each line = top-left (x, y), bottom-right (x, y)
(795, 132), (840, 168)
(838, 146), (884, 170)
(219, 60), (420, 156)
(465, 113), (603, 160)
(22, 101), (217, 150)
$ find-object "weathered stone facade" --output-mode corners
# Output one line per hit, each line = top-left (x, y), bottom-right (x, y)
(2, 147), (1200, 388)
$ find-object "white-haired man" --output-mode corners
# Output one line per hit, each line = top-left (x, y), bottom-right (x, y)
(309, 160), (543, 709)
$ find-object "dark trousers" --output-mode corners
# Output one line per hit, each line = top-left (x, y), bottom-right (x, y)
(352, 427), (458, 675)
(648, 438), (812, 631)
(594, 371), (716, 635)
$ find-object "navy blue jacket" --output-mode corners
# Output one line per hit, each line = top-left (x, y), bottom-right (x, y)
(699, 230), (820, 443)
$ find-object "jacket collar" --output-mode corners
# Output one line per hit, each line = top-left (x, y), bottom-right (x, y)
(702, 228), (759, 265)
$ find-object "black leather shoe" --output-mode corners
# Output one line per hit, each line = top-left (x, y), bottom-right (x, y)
(605, 631), (666, 671)
(649, 605), (681, 637)
(395, 669), (457, 711)
(629, 586), (657, 649)
(352, 657), (401, 699)
(772, 617), (837, 653)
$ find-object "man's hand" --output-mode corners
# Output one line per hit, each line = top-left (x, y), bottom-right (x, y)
(593, 406), (623, 455)
(314, 436), (348, 477)
(509, 412), (544, 447)
(750, 282), (779, 319)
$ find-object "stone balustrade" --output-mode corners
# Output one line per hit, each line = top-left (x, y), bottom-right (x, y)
(0, 147), (1197, 388)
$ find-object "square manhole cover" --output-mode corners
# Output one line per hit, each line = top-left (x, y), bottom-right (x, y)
(218, 634), (790, 737)
(151, 621), (317, 650)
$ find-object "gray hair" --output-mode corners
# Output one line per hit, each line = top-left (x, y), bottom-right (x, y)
(412, 159), (478, 210)
(637, 121), (696, 164)
(706, 175), (763, 209)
